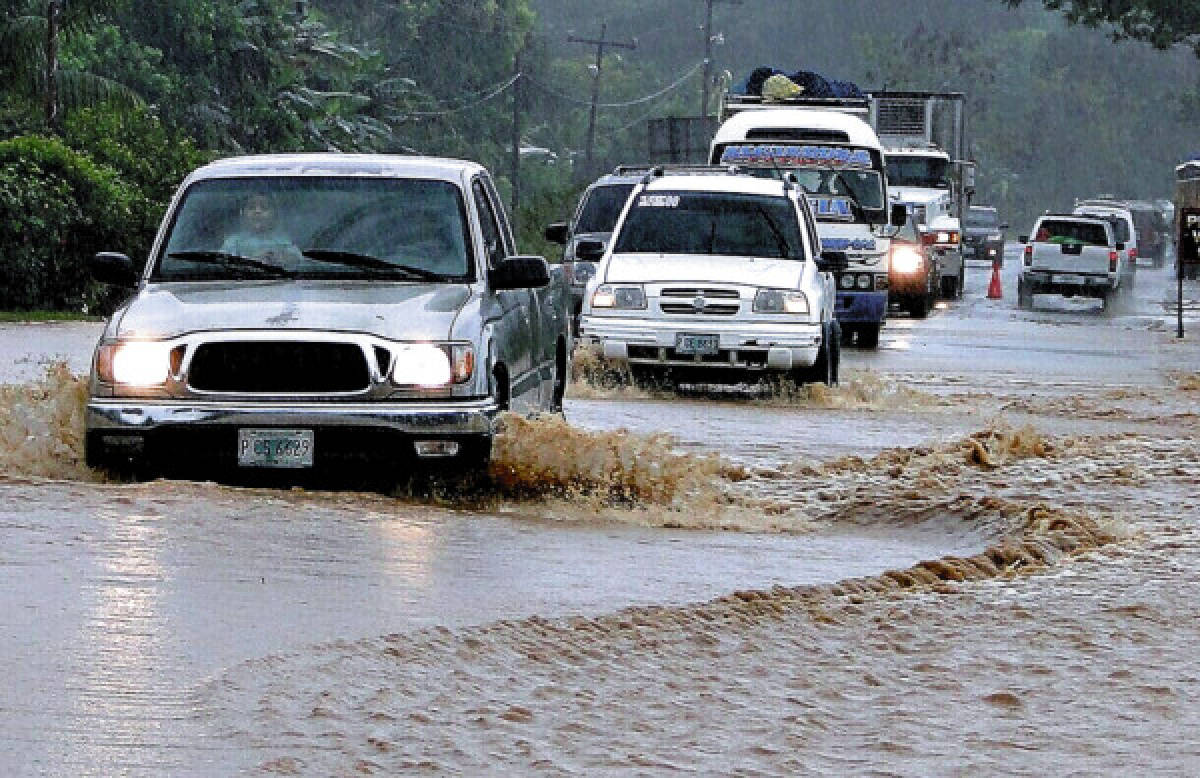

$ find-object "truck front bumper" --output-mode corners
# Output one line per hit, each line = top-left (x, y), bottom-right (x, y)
(86, 397), (499, 472)
(834, 290), (888, 324)
(579, 315), (822, 371)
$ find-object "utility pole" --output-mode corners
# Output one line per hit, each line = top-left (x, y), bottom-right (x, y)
(699, 0), (742, 118)
(568, 24), (636, 173)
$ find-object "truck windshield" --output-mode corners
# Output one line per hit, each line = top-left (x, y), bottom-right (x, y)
(575, 183), (635, 234)
(154, 177), (473, 282)
(886, 156), (951, 189)
(613, 191), (806, 259)
(714, 143), (885, 219)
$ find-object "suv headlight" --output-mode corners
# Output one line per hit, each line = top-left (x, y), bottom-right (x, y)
(392, 343), (473, 387)
(591, 284), (646, 310)
(753, 288), (809, 314)
(96, 341), (175, 387)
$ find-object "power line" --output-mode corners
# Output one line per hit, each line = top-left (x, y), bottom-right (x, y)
(523, 61), (704, 109)
(568, 23), (638, 170)
(401, 75), (520, 118)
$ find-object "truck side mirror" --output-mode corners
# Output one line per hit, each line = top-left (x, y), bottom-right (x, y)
(575, 239), (606, 262)
(816, 251), (849, 273)
(492, 255), (550, 290)
(89, 252), (138, 287)
(890, 203), (907, 228)
(543, 222), (569, 245)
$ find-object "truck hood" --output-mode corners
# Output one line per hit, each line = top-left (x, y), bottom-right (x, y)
(604, 253), (804, 288)
(889, 187), (950, 207)
(113, 280), (472, 341)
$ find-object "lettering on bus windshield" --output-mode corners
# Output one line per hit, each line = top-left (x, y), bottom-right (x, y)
(720, 144), (873, 170)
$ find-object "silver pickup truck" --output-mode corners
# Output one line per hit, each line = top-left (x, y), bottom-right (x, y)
(85, 154), (570, 478)
(1017, 213), (1134, 310)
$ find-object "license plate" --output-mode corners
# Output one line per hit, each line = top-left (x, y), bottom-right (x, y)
(675, 333), (719, 355)
(1053, 274), (1085, 284)
(237, 428), (314, 468)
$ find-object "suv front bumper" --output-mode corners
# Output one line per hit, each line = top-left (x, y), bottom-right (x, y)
(580, 315), (821, 371)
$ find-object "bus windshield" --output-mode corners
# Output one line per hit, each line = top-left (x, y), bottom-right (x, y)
(715, 143), (885, 219)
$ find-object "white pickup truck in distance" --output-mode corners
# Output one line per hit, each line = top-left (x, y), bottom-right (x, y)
(1017, 214), (1133, 310)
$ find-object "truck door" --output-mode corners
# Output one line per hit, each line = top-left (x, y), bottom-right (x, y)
(473, 178), (536, 410)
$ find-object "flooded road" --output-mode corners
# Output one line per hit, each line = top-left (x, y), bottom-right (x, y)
(2, 252), (1199, 775)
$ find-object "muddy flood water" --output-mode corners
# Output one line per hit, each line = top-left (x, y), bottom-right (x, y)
(2, 256), (1200, 776)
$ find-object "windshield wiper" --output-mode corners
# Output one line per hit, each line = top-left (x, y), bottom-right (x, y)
(755, 206), (794, 259)
(300, 249), (446, 280)
(166, 250), (293, 278)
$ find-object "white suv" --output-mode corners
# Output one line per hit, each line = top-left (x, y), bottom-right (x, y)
(578, 166), (844, 385)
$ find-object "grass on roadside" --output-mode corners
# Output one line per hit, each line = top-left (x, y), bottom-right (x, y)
(0, 311), (102, 323)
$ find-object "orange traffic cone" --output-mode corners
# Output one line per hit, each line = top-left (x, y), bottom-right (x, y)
(987, 261), (1003, 299)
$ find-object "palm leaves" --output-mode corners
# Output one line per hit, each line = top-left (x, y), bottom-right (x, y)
(0, 0), (142, 129)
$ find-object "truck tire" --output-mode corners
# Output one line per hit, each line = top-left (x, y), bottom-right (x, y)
(956, 266), (965, 298)
(908, 293), (930, 319)
(1017, 277), (1033, 310)
(940, 274), (957, 299)
(857, 322), (881, 349)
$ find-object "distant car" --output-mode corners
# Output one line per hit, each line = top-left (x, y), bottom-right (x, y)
(1018, 213), (1134, 310)
(963, 205), (1007, 264)
(888, 211), (939, 318)
(1072, 203), (1139, 273)
(544, 168), (641, 332)
(1076, 198), (1167, 267)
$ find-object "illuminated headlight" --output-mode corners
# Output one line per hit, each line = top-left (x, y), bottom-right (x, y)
(855, 274), (871, 290)
(96, 341), (172, 386)
(392, 343), (474, 387)
(753, 289), (809, 314)
(591, 284), (645, 310)
(891, 246), (923, 274)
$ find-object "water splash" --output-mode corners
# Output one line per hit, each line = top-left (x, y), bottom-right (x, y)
(0, 361), (93, 481)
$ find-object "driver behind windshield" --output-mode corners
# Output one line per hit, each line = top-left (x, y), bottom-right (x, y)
(221, 193), (303, 268)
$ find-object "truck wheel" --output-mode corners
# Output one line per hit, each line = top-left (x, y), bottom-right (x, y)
(1017, 277), (1033, 310)
(828, 320), (841, 385)
(940, 275), (957, 299)
(857, 323), (880, 349)
(956, 266), (965, 299)
(908, 294), (930, 319)
(551, 342), (567, 414)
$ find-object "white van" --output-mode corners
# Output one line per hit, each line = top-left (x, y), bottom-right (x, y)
(710, 104), (905, 348)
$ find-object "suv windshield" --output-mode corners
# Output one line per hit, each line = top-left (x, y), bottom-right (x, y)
(614, 191), (806, 259)
(1035, 219), (1108, 246)
(154, 177), (473, 281)
(886, 156), (951, 189)
(965, 208), (998, 228)
(575, 183), (635, 234)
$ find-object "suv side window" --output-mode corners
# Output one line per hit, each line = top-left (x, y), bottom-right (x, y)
(480, 175), (516, 257)
(472, 178), (505, 269)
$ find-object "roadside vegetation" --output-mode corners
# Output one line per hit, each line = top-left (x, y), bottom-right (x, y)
(0, 0), (1195, 314)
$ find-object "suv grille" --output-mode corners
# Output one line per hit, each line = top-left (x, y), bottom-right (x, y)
(189, 342), (371, 393)
(659, 287), (740, 315)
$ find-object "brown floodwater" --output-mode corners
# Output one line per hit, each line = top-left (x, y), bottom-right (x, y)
(2, 260), (1199, 775)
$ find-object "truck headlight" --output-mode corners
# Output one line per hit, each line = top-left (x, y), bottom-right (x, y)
(591, 284), (645, 310)
(97, 341), (173, 386)
(891, 246), (923, 274)
(392, 343), (473, 387)
(753, 289), (809, 314)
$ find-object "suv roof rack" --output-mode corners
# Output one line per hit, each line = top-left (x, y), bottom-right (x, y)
(618, 164), (748, 184)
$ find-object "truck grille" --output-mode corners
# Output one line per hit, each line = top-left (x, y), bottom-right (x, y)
(188, 341), (371, 393)
(659, 287), (740, 315)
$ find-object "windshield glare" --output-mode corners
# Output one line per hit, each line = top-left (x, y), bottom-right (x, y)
(575, 184), (635, 234)
(886, 156), (951, 189)
(614, 191), (806, 259)
(743, 168), (885, 214)
(155, 177), (473, 281)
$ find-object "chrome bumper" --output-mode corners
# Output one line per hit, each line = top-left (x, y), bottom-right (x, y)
(87, 397), (499, 435)
(580, 316), (821, 370)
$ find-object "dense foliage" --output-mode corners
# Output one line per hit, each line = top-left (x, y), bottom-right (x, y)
(0, 0), (1197, 309)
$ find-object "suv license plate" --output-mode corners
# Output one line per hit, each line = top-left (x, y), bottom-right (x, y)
(675, 333), (719, 355)
(238, 429), (314, 468)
